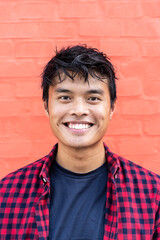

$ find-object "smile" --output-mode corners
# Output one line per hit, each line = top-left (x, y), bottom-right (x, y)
(65, 123), (92, 130)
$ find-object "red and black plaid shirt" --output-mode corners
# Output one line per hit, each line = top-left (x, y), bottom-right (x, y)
(0, 143), (160, 240)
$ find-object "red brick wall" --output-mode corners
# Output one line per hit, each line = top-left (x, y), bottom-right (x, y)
(0, 0), (160, 178)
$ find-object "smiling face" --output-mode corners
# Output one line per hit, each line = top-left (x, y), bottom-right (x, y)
(46, 74), (114, 150)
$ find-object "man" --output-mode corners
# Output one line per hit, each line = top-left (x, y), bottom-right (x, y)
(0, 45), (160, 240)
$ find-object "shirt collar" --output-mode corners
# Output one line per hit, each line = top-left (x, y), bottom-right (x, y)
(39, 144), (58, 184)
(103, 143), (120, 177)
(39, 143), (120, 183)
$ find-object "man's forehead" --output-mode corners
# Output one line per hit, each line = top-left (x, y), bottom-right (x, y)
(54, 86), (105, 96)
(50, 74), (110, 96)
(52, 71), (108, 86)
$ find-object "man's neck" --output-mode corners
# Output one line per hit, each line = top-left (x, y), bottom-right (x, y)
(56, 142), (106, 174)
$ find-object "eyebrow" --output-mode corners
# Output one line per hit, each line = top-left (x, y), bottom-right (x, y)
(55, 88), (104, 95)
(86, 89), (104, 95)
(55, 88), (72, 93)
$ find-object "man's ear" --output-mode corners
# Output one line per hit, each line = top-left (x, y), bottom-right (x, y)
(44, 101), (49, 117)
(110, 103), (115, 120)
(110, 110), (114, 120)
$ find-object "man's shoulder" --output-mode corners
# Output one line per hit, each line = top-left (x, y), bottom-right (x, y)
(0, 157), (44, 188)
(116, 153), (160, 187)
(0, 149), (54, 192)
(105, 144), (160, 185)
(0, 145), (57, 188)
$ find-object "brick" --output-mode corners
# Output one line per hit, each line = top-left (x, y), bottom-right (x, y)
(56, 40), (100, 50)
(142, 2), (160, 17)
(117, 78), (142, 96)
(0, 76), (39, 84)
(122, 19), (160, 37)
(0, 23), (38, 38)
(80, 20), (121, 36)
(25, 117), (52, 140)
(0, 60), (39, 77)
(108, 57), (121, 77)
(143, 58), (160, 82)
(15, 41), (54, 57)
(103, 136), (120, 154)
(0, 161), (8, 178)
(15, 3), (58, 19)
(0, 157), (34, 179)
(136, 152), (160, 175)
(0, 141), (32, 158)
(107, 117), (142, 136)
(0, 100), (31, 117)
(0, 163), (10, 180)
(121, 154), (160, 175)
(38, 22), (76, 38)
(118, 137), (156, 155)
(16, 81), (41, 97)
(60, 0), (95, 2)
(0, 41), (13, 57)
(142, 161), (160, 176)
(141, 41), (160, 57)
(143, 80), (160, 97)
(1, 117), (26, 138)
(0, 117), (28, 138)
(137, 154), (160, 165)
(33, 140), (57, 160)
(30, 99), (46, 116)
(35, 59), (49, 73)
(156, 138), (160, 153)
(121, 60), (160, 81)
(144, 117), (160, 135)
(113, 101), (122, 116)
(0, 83), (15, 99)
(0, 116), (52, 140)
(0, 3), (16, 20)
(120, 99), (160, 115)
(101, 39), (140, 57)
(0, 119), (10, 137)
(59, 2), (100, 18)
(104, 1), (142, 18)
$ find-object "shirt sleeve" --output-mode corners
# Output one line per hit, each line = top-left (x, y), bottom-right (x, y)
(152, 190), (160, 239)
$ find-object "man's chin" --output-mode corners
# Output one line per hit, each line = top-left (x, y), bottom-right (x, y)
(59, 140), (102, 150)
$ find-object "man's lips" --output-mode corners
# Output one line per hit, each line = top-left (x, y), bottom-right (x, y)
(63, 122), (93, 130)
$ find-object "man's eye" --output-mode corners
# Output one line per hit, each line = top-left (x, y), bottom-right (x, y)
(88, 97), (99, 101)
(60, 96), (71, 100)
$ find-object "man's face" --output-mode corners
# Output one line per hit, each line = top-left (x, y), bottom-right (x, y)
(47, 74), (113, 150)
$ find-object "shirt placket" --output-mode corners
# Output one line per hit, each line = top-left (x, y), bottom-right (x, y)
(103, 172), (118, 240)
(35, 176), (50, 240)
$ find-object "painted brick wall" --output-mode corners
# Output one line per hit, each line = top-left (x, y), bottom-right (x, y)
(0, 0), (160, 178)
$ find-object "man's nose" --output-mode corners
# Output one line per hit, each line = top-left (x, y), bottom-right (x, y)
(69, 99), (89, 116)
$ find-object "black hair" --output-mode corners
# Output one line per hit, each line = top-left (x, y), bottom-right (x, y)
(41, 45), (117, 108)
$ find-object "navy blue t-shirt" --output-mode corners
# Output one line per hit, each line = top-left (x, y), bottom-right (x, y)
(49, 160), (108, 240)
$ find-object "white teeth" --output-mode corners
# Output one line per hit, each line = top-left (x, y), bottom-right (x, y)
(68, 123), (91, 129)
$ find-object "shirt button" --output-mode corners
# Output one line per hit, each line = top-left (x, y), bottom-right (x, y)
(114, 174), (117, 179)
(42, 177), (47, 183)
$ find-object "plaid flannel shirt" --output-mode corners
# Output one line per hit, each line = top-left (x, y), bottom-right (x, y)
(0, 143), (160, 240)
